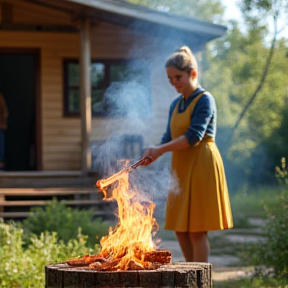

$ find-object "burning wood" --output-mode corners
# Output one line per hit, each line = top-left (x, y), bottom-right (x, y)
(66, 158), (171, 271)
(66, 254), (108, 267)
(66, 250), (171, 271)
(95, 156), (148, 190)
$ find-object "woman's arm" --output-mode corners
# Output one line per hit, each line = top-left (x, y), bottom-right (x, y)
(142, 94), (215, 165)
(159, 135), (189, 154)
(143, 135), (189, 164)
(184, 93), (215, 145)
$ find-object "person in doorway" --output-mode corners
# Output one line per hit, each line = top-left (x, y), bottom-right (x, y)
(0, 89), (9, 170)
(142, 46), (233, 262)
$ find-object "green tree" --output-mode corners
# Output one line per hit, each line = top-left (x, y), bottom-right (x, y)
(125, 0), (224, 22)
(203, 0), (288, 185)
(233, 0), (288, 130)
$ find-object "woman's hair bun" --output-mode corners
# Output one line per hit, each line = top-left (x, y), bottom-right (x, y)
(165, 45), (198, 71)
(177, 46), (193, 54)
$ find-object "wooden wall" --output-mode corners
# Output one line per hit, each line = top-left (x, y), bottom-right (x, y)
(0, 0), (174, 171)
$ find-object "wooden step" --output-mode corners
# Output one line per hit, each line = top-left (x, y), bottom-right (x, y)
(0, 171), (99, 188)
(0, 210), (113, 219)
(0, 187), (98, 196)
(0, 199), (110, 206)
(0, 187), (115, 220)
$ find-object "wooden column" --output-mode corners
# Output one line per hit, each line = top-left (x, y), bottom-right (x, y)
(80, 18), (92, 173)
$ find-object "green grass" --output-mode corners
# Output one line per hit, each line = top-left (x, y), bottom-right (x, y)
(231, 185), (283, 219)
(213, 277), (288, 288)
(155, 185), (282, 240)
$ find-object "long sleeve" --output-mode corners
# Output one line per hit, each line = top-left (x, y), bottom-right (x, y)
(160, 89), (217, 147)
(184, 93), (216, 146)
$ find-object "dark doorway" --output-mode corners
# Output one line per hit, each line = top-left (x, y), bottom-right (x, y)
(0, 53), (37, 171)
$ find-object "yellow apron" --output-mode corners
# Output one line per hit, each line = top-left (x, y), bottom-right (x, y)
(164, 93), (233, 232)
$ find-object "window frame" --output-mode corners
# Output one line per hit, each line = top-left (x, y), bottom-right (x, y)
(63, 58), (150, 118)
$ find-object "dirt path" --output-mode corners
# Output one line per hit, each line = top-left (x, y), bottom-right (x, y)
(159, 239), (255, 282)
(159, 218), (265, 282)
(160, 240), (240, 267)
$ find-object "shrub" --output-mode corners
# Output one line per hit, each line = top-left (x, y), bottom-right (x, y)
(0, 220), (96, 288)
(259, 191), (288, 279)
(243, 158), (288, 281)
(22, 198), (111, 248)
(275, 157), (288, 187)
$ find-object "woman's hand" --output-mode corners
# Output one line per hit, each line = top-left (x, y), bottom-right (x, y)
(142, 146), (163, 166)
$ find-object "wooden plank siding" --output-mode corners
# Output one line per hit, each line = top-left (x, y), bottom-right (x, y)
(1, 0), (73, 25)
(0, 0), (174, 171)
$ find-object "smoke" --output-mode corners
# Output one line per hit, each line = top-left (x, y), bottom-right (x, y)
(92, 13), (203, 214)
(103, 76), (151, 120)
(128, 158), (179, 220)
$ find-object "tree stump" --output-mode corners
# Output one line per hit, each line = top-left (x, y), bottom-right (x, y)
(45, 262), (212, 288)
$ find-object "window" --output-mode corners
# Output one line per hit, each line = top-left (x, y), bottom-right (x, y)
(63, 59), (151, 117)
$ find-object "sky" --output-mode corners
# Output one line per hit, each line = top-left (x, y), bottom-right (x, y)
(221, 0), (288, 39)
(221, 0), (242, 21)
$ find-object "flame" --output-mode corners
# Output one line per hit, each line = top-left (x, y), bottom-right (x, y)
(66, 161), (171, 271)
(98, 170), (159, 270)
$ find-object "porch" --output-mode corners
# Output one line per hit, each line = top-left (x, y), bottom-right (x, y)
(0, 170), (97, 188)
(0, 171), (116, 220)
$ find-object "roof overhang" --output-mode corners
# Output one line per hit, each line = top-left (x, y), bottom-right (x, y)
(66, 0), (227, 39)
(21, 0), (227, 48)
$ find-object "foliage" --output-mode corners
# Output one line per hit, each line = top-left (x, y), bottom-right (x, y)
(267, 107), (288, 171)
(239, 0), (288, 35)
(0, 220), (95, 288)
(22, 198), (111, 248)
(214, 277), (288, 288)
(241, 163), (288, 280)
(206, 15), (288, 188)
(275, 157), (288, 186)
(202, 0), (288, 189)
(125, 0), (224, 22)
(231, 185), (281, 218)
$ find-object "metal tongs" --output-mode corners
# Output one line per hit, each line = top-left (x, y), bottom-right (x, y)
(125, 156), (148, 172)
(95, 156), (148, 189)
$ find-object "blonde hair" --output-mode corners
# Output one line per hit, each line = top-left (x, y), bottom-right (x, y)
(165, 46), (198, 72)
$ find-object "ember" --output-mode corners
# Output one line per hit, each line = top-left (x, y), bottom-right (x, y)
(65, 159), (171, 271)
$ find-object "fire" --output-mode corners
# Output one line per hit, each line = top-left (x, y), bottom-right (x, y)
(66, 160), (171, 271)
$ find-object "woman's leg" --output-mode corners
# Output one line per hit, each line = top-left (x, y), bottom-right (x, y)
(189, 231), (210, 262)
(175, 231), (193, 261)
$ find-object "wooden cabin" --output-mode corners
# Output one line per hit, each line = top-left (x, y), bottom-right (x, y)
(0, 0), (227, 176)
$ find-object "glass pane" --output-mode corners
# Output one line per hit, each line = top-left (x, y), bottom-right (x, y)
(110, 63), (126, 82)
(91, 63), (105, 87)
(68, 63), (80, 86)
(106, 61), (151, 117)
(68, 89), (80, 113)
(110, 60), (148, 84)
(92, 88), (105, 114)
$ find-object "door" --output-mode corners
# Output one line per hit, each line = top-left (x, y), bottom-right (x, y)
(0, 52), (39, 171)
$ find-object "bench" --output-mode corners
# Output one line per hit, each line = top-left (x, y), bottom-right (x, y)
(0, 187), (116, 220)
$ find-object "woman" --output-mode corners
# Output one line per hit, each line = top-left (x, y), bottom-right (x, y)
(143, 46), (233, 262)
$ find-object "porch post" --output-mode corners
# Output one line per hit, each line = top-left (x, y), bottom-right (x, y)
(80, 18), (92, 173)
